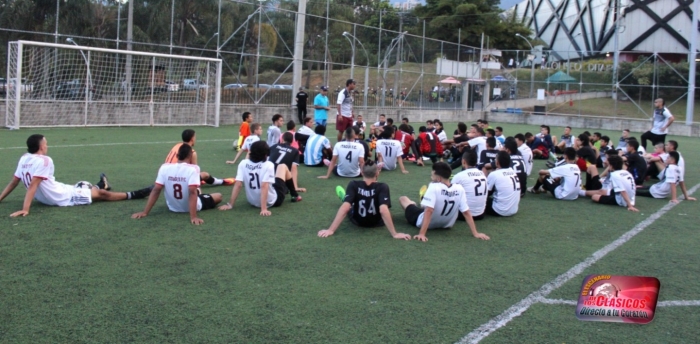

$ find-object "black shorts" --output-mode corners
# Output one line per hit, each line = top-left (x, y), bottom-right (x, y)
(333, 166), (361, 178)
(586, 175), (602, 191)
(349, 209), (384, 227)
(543, 177), (561, 195)
(458, 211), (485, 221)
(272, 177), (287, 207)
(485, 198), (503, 217)
(404, 204), (424, 227)
(597, 191), (618, 205)
(198, 194), (217, 210)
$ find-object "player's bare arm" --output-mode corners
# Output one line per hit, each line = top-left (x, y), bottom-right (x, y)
(414, 207), (433, 242)
(620, 191), (639, 212)
(463, 210), (490, 240)
(379, 205), (411, 240)
(0, 176), (21, 203)
(670, 183), (678, 203)
(259, 182), (271, 216)
(188, 185), (204, 225)
(319, 156), (338, 179)
(132, 184), (164, 219)
(226, 148), (247, 165)
(291, 164), (305, 192)
(398, 156), (409, 174)
(191, 151), (199, 165)
(219, 181), (243, 210)
(318, 202), (352, 237)
(10, 177), (42, 217)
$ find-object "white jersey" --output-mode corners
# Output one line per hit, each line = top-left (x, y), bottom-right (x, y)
(610, 170), (636, 207)
(13, 153), (90, 206)
(549, 163), (581, 200)
(660, 152), (685, 182)
(332, 141), (365, 177)
(235, 159), (277, 207)
(451, 168), (487, 217)
(155, 163), (202, 212)
(376, 139), (402, 170)
(518, 143), (534, 176)
(241, 135), (260, 151)
(468, 136), (488, 164)
(417, 182), (470, 229)
(650, 165), (680, 199)
(651, 107), (673, 135)
(298, 125), (315, 136)
(353, 121), (366, 134)
(486, 168), (521, 216)
(437, 130), (448, 143)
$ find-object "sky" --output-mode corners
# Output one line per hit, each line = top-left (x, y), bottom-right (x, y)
(390, 0), (522, 10)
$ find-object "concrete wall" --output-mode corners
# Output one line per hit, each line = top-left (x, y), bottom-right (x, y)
(484, 92), (612, 110)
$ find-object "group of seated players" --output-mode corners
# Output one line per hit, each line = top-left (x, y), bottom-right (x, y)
(1, 114), (694, 242)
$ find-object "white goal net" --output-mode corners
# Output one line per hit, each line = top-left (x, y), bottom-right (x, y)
(6, 40), (221, 128)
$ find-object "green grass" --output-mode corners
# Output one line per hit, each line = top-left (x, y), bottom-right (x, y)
(0, 123), (699, 343)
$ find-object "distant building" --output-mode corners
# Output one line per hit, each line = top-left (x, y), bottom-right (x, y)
(393, 0), (420, 11)
(507, 0), (699, 63)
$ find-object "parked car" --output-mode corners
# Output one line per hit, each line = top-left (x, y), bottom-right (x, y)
(165, 80), (179, 92)
(183, 79), (209, 90)
(7, 78), (33, 93)
(224, 83), (247, 89)
(54, 81), (96, 100)
(274, 84), (293, 90)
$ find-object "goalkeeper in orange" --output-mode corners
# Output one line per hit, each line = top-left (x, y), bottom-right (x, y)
(234, 112), (253, 150)
(167, 129), (234, 186)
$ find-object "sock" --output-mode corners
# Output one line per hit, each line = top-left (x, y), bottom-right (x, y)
(579, 189), (586, 197)
(128, 185), (154, 200)
(211, 178), (224, 185)
(533, 180), (543, 190)
(285, 179), (299, 198)
(203, 176), (215, 185)
(95, 180), (106, 190)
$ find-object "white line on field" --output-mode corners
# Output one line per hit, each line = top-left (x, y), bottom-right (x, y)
(0, 139), (232, 150)
(457, 183), (700, 344)
(539, 298), (700, 307)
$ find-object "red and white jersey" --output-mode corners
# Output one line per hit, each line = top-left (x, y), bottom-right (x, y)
(14, 153), (73, 206)
(155, 163), (202, 212)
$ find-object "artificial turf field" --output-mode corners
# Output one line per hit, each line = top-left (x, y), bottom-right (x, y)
(0, 121), (698, 343)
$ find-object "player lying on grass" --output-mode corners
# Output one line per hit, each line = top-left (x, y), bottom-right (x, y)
(227, 123), (262, 165)
(636, 151), (696, 203)
(269, 132), (306, 193)
(318, 126), (365, 179)
(589, 154), (638, 212)
(528, 147), (581, 200)
(219, 141), (301, 216)
(0, 134), (153, 217)
(399, 162), (490, 242)
(317, 161), (411, 240)
(133, 144), (222, 225)
(166, 129), (233, 186)
(375, 126), (408, 174)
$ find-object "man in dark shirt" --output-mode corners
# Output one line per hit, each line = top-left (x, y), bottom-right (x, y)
(317, 162), (411, 239)
(623, 139), (647, 186)
(269, 132), (304, 192)
(295, 87), (309, 124)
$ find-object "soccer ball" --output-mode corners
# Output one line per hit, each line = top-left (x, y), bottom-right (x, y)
(74, 181), (93, 189)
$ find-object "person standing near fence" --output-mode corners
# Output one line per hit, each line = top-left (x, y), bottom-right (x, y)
(641, 98), (674, 151)
(313, 86), (331, 127)
(295, 87), (309, 125)
(336, 79), (356, 142)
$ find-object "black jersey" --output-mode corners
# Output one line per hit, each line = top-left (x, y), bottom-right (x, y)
(344, 180), (391, 227)
(510, 153), (528, 192)
(269, 143), (300, 170)
(478, 149), (499, 169)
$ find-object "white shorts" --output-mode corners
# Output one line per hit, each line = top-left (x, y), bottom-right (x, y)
(69, 186), (93, 206)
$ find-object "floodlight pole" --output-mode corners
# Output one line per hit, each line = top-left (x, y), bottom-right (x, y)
(516, 33), (535, 99)
(343, 32), (370, 108)
(686, 0), (699, 125)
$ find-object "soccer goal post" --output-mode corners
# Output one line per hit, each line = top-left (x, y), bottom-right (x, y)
(5, 40), (222, 129)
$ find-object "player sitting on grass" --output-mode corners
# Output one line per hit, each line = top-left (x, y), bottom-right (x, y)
(219, 141), (301, 216)
(590, 154), (638, 212)
(0, 134), (153, 217)
(165, 129), (233, 186)
(227, 123), (262, 165)
(235, 111), (253, 150)
(319, 127), (365, 179)
(596, 135), (614, 167)
(621, 139), (647, 186)
(555, 126), (574, 154)
(411, 126), (443, 167)
(398, 162), (490, 242)
(269, 132), (305, 193)
(636, 151), (696, 203)
(515, 133), (533, 178)
(504, 138), (527, 195)
(526, 132), (550, 160)
(370, 114), (387, 138)
(304, 125), (332, 167)
(376, 127), (408, 174)
(485, 151), (521, 217)
(133, 144), (222, 225)
(649, 142), (690, 199)
(477, 137), (499, 175)
(450, 150), (487, 220)
(528, 147), (581, 200)
(317, 161), (411, 240)
(266, 114), (284, 147)
(353, 114), (367, 140)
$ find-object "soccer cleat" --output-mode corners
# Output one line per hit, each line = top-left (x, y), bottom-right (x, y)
(336, 186), (346, 202)
(419, 185), (427, 201)
(96, 173), (111, 190)
(291, 195), (302, 203)
(527, 186), (540, 194)
(422, 156), (431, 161)
(222, 178), (235, 186)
